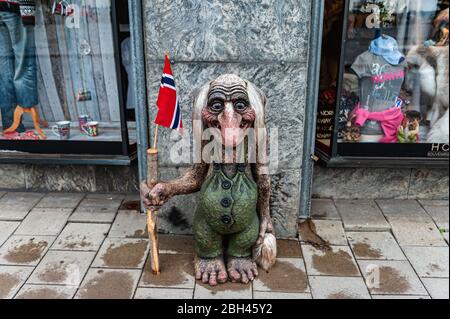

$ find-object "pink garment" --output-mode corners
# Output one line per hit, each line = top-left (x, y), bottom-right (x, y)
(354, 107), (405, 143)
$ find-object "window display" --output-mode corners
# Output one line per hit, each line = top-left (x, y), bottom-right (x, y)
(316, 0), (449, 162)
(0, 0), (135, 156)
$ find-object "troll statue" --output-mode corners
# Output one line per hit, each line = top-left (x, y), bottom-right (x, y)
(140, 74), (277, 286)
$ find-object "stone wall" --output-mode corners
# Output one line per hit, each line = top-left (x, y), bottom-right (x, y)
(143, 0), (313, 238)
(0, 164), (139, 193)
(313, 166), (449, 200)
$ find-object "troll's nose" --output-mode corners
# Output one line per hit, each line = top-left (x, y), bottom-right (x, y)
(219, 103), (242, 147)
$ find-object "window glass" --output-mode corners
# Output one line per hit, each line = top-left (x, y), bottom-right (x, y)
(0, 0), (132, 145)
(339, 0), (449, 148)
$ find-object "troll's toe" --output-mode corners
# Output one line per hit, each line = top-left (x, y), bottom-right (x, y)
(195, 256), (228, 286)
(227, 257), (258, 284)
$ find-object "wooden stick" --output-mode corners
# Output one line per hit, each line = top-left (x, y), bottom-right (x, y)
(147, 148), (160, 275)
(153, 125), (159, 150)
(145, 52), (167, 275)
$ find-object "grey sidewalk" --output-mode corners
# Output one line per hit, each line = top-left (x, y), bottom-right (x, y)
(0, 192), (448, 299)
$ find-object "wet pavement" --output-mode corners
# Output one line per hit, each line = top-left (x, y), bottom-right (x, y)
(0, 192), (448, 299)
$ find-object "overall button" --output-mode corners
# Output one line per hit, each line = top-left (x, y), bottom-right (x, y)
(237, 164), (246, 172)
(221, 215), (232, 225)
(221, 197), (232, 208)
(222, 180), (232, 190)
(213, 163), (221, 171)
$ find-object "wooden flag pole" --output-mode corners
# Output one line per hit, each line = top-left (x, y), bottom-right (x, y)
(146, 52), (169, 275)
(147, 125), (160, 275)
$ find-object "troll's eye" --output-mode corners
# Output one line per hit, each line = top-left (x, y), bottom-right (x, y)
(234, 100), (248, 112)
(209, 101), (224, 113)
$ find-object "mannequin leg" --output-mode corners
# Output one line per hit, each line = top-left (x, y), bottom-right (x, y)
(29, 107), (46, 139)
(3, 106), (24, 134)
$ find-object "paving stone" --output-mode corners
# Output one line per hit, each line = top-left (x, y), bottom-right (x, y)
(67, 197), (122, 224)
(139, 254), (195, 289)
(0, 206), (32, 221)
(0, 266), (33, 299)
(0, 193), (45, 219)
(419, 201), (449, 231)
(419, 200), (449, 206)
(302, 245), (360, 277)
(358, 260), (428, 296)
(35, 193), (85, 209)
(334, 200), (390, 231)
(444, 232), (449, 244)
(15, 284), (77, 299)
(388, 220), (447, 247)
(134, 288), (193, 299)
(376, 200), (430, 221)
(253, 291), (312, 299)
(311, 199), (341, 220)
(85, 193), (126, 201)
(421, 278), (449, 299)
(194, 282), (252, 299)
(119, 197), (141, 212)
(75, 269), (141, 299)
(253, 258), (309, 293)
(299, 220), (347, 246)
(0, 236), (55, 266)
(309, 276), (371, 299)
(77, 197), (123, 210)
(372, 295), (431, 299)
(277, 239), (303, 258)
(403, 247), (449, 278)
(347, 232), (406, 261)
(108, 211), (147, 238)
(159, 235), (194, 255)
(28, 250), (96, 286)
(0, 192), (45, 208)
(68, 210), (117, 224)
(52, 223), (110, 251)
(92, 238), (149, 269)
(122, 194), (140, 202)
(0, 221), (20, 246)
(15, 208), (73, 236)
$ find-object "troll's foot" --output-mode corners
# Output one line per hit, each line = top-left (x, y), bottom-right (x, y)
(227, 257), (259, 284)
(195, 256), (228, 286)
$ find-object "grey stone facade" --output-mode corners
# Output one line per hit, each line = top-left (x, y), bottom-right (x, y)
(143, 0), (312, 237)
(0, 164), (139, 193)
(313, 166), (449, 200)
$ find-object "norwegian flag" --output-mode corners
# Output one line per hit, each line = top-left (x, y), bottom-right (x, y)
(155, 54), (183, 131)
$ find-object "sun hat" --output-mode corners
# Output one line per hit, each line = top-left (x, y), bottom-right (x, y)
(369, 35), (405, 65)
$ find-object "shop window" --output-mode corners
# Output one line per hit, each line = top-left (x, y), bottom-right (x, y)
(316, 0), (449, 164)
(0, 0), (136, 158)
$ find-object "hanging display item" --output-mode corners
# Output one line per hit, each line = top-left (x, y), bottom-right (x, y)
(51, 0), (74, 16)
(76, 39), (93, 102)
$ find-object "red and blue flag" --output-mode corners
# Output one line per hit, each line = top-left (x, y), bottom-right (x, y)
(155, 54), (183, 131)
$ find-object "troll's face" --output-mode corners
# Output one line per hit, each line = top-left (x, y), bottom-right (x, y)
(201, 75), (256, 148)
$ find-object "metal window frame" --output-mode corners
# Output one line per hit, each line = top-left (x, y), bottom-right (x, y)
(128, 0), (149, 186)
(299, 0), (325, 219)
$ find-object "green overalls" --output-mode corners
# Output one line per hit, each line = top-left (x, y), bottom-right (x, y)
(193, 163), (260, 259)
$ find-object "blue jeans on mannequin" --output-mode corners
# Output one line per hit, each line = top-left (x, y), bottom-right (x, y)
(0, 11), (38, 133)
